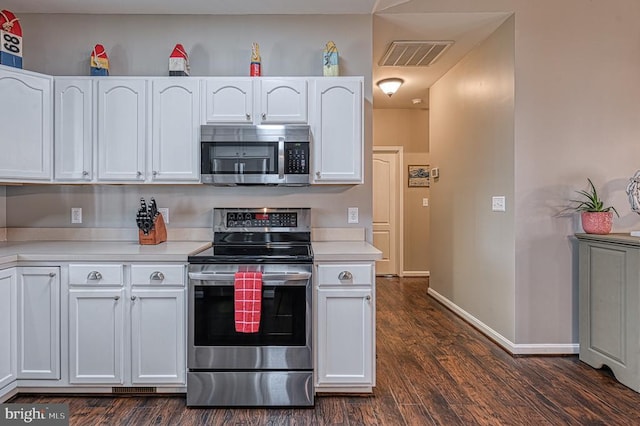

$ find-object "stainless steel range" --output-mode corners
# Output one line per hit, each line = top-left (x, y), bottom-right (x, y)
(186, 207), (313, 407)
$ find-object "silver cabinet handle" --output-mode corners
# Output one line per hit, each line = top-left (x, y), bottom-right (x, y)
(316, 171), (321, 178)
(131, 296), (137, 301)
(114, 296), (120, 301)
(338, 271), (353, 280)
(49, 272), (56, 277)
(87, 271), (103, 281)
(150, 271), (165, 281)
(365, 295), (371, 302)
(152, 170), (158, 177)
(262, 113), (266, 120)
(136, 171), (142, 177)
(82, 171), (89, 176)
(246, 113), (251, 121)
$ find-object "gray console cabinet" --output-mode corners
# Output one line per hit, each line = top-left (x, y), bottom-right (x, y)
(577, 233), (640, 392)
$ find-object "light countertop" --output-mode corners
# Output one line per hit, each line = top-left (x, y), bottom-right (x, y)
(0, 241), (212, 265)
(0, 239), (381, 267)
(312, 241), (382, 262)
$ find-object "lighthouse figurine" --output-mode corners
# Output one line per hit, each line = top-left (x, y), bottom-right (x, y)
(90, 44), (109, 76)
(250, 42), (261, 77)
(0, 10), (23, 69)
(169, 44), (189, 76)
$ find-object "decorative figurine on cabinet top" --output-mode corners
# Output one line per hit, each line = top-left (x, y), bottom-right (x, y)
(169, 43), (189, 76)
(250, 42), (261, 76)
(323, 41), (339, 76)
(0, 10), (23, 69)
(90, 44), (109, 76)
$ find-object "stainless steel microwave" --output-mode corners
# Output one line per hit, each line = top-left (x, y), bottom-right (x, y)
(200, 125), (310, 186)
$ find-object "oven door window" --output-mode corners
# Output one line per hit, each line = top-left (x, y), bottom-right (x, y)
(194, 284), (307, 346)
(203, 142), (278, 175)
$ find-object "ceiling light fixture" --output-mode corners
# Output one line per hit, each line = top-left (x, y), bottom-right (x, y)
(377, 78), (404, 97)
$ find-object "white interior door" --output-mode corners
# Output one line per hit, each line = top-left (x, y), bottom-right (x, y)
(373, 147), (402, 276)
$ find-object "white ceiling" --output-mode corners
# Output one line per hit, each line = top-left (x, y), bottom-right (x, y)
(0, 0), (410, 15)
(2, 0), (510, 109)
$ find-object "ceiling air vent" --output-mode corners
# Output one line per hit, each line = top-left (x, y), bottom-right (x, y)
(379, 41), (454, 67)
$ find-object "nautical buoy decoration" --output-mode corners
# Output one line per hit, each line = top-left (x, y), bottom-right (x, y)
(169, 44), (189, 76)
(250, 42), (261, 76)
(323, 41), (339, 76)
(90, 44), (109, 76)
(0, 10), (22, 69)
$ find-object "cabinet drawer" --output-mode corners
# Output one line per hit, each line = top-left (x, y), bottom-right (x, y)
(316, 263), (372, 285)
(69, 264), (123, 286)
(131, 264), (185, 286)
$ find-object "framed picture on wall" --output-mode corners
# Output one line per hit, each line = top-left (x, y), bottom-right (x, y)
(408, 165), (430, 187)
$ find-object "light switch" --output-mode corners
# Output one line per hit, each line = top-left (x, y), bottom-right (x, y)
(348, 207), (359, 224)
(492, 196), (506, 212)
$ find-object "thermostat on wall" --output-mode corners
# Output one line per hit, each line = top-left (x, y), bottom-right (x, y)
(431, 167), (439, 179)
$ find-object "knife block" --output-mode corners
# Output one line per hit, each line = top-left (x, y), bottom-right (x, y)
(138, 213), (167, 245)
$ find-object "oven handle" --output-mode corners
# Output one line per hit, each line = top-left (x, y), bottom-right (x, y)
(188, 271), (311, 285)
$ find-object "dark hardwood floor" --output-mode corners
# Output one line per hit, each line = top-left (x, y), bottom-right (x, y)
(11, 276), (640, 425)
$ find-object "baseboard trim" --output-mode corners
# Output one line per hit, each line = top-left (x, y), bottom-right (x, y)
(427, 288), (579, 355)
(402, 270), (429, 277)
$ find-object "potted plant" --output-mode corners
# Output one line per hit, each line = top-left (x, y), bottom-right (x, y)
(570, 178), (619, 234)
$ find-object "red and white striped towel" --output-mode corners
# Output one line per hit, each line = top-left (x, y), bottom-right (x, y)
(234, 271), (262, 333)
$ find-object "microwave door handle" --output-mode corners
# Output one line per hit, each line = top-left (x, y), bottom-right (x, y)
(278, 137), (285, 179)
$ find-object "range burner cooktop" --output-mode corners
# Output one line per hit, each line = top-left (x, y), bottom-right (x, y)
(188, 208), (313, 264)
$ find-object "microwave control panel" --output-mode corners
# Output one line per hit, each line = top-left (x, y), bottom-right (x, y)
(285, 142), (309, 174)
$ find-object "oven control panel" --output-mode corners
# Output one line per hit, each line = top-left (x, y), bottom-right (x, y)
(226, 212), (297, 228)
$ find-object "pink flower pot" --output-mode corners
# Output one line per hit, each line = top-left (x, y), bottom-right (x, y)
(581, 211), (613, 234)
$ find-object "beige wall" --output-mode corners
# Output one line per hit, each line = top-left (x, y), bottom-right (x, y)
(390, 0), (640, 348)
(373, 109), (430, 273)
(429, 16), (515, 341)
(6, 14), (374, 237)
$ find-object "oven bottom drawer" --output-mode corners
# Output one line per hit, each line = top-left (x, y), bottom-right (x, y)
(186, 371), (314, 407)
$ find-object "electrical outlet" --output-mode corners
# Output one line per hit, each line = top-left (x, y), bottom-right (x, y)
(422, 198), (429, 207)
(158, 208), (169, 224)
(348, 207), (359, 224)
(492, 196), (506, 212)
(71, 207), (82, 224)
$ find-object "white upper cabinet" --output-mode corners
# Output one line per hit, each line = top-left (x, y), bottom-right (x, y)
(310, 78), (363, 184)
(203, 78), (307, 124)
(0, 65), (52, 182)
(260, 79), (307, 123)
(54, 78), (93, 181)
(150, 79), (201, 182)
(203, 78), (253, 124)
(96, 79), (147, 182)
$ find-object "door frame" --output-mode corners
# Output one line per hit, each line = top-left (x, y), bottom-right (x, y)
(373, 146), (404, 277)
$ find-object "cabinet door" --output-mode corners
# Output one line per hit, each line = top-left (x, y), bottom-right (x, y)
(96, 79), (146, 181)
(69, 288), (124, 384)
(260, 79), (307, 123)
(151, 79), (200, 182)
(0, 66), (52, 181)
(130, 288), (185, 384)
(54, 78), (93, 181)
(0, 268), (17, 389)
(311, 78), (363, 184)
(203, 78), (253, 123)
(316, 287), (373, 386)
(16, 267), (60, 380)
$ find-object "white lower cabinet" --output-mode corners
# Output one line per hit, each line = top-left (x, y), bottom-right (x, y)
(16, 267), (60, 380)
(69, 287), (125, 384)
(68, 263), (186, 386)
(315, 262), (375, 391)
(0, 268), (17, 390)
(130, 288), (185, 384)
